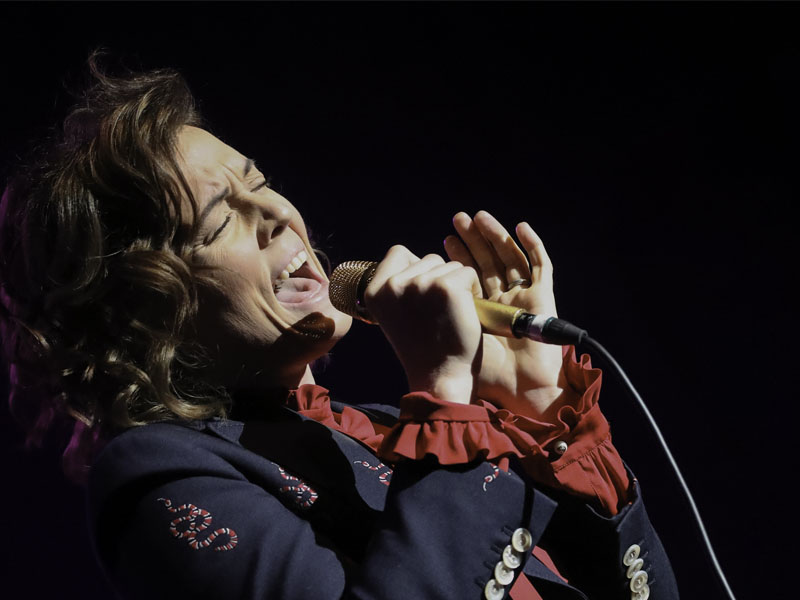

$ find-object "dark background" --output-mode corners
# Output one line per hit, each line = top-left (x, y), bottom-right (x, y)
(1, 2), (796, 598)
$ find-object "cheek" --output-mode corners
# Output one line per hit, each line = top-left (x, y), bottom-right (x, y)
(197, 279), (282, 349)
(195, 245), (279, 335)
(209, 239), (271, 289)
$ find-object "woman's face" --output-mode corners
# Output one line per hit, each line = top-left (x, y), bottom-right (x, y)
(177, 126), (352, 391)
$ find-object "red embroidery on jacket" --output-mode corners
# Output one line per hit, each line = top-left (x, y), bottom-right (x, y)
(483, 464), (501, 491)
(157, 498), (238, 551)
(482, 463), (514, 491)
(353, 460), (393, 486)
(276, 466), (319, 509)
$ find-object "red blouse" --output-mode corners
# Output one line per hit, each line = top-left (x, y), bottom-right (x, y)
(287, 345), (631, 599)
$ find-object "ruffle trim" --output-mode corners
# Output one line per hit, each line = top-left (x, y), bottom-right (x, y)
(378, 345), (604, 464)
(288, 385), (385, 452)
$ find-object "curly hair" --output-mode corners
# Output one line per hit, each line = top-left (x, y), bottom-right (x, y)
(0, 54), (230, 482)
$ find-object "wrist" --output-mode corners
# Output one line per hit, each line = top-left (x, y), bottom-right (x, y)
(516, 384), (580, 421)
(407, 361), (476, 405)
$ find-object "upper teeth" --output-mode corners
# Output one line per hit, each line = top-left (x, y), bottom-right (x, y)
(279, 250), (308, 280)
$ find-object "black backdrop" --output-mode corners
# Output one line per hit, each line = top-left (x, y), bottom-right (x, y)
(0, 3), (796, 598)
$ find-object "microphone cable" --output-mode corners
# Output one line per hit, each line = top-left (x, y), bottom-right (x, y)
(580, 334), (737, 600)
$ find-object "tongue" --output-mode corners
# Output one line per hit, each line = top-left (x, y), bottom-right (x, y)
(275, 277), (322, 303)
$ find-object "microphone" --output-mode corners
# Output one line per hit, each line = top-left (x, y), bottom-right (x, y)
(329, 260), (588, 345)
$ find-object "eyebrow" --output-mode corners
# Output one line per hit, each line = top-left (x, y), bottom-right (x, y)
(196, 157), (256, 231)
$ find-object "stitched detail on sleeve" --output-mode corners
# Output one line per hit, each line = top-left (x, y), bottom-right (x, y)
(156, 498), (238, 552)
(276, 466), (320, 508)
(353, 460), (393, 486)
(482, 464), (500, 491)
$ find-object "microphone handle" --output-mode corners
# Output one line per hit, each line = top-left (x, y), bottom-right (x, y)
(474, 298), (587, 345)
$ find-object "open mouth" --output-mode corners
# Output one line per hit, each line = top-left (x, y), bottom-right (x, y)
(273, 250), (325, 304)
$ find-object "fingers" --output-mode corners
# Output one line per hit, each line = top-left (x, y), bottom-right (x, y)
(386, 253), (448, 288)
(449, 211), (554, 295)
(471, 211), (532, 286)
(366, 245), (422, 296)
(443, 234), (477, 269)
(515, 221), (553, 282)
(366, 245), (481, 310)
(450, 212), (507, 296)
(432, 261), (483, 300)
(383, 255), (481, 301)
(451, 211), (536, 293)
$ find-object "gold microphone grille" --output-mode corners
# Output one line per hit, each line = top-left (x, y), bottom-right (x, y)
(329, 260), (378, 321)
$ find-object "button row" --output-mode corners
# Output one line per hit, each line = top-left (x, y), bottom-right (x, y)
(622, 544), (650, 600)
(484, 528), (533, 599)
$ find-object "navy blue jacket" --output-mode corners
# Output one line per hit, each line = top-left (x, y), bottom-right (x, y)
(87, 399), (678, 599)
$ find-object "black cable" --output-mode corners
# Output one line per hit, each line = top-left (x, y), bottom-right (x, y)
(580, 335), (736, 600)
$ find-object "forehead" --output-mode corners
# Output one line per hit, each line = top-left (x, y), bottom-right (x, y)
(177, 126), (247, 195)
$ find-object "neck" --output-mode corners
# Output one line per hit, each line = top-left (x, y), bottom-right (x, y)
(298, 365), (316, 386)
(226, 363), (316, 415)
(229, 362), (315, 396)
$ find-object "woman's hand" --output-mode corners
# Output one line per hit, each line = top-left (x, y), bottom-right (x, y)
(363, 246), (484, 406)
(444, 211), (566, 418)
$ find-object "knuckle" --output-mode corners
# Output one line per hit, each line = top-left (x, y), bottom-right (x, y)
(422, 253), (445, 264)
(407, 275), (429, 294)
(460, 265), (479, 281)
(385, 244), (411, 260)
(385, 274), (404, 295)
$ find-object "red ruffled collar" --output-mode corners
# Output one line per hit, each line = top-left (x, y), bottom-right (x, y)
(287, 384), (385, 452)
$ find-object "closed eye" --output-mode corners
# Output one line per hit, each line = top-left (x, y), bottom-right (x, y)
(251, 176), (273, 193)
(195, 177), (272, 248)
(205, 213), (232, 244)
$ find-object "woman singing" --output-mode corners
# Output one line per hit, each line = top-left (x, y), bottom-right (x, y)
(0, 58), (678, 599)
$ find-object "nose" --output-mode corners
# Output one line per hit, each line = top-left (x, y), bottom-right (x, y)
(254, 194), (292, 248)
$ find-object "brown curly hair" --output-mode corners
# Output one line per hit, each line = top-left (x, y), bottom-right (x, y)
(0, 54), (231, 482)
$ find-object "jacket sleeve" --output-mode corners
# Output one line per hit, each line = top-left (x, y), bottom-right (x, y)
(88, 423), (558, 600)
(520, 466), (679, 599)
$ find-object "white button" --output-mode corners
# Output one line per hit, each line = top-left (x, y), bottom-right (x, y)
(626, 558), (644, 579)
(629, 570), (648, 593)
(623, 544), (641, 566)
(632, 583), (650, 600)
(502, 544), (523, 569)
(553, 440), (568, 455)
(494, 561), (515, 586)
(511, 528), (533, 553)
(484, 578), (505, 600)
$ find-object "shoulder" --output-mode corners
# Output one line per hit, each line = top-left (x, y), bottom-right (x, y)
(88, 420), (246, 517)
(93, 419), (242, 471)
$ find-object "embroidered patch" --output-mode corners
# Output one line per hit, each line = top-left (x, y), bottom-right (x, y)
(276, 466), (319, 509)
(482, 463), (513, 491)
(483, 464), (501, 491)
(156, 498), (238, 551)
(353, 460), (393, 486)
